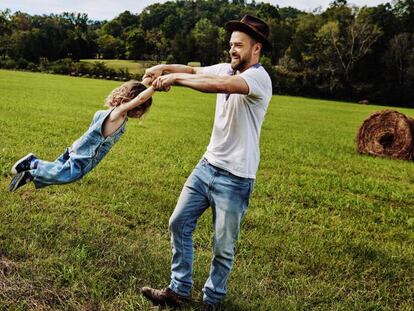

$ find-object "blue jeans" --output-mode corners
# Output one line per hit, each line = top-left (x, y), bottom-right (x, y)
(168, 158), (254, 304)
(32, 148), (88, 188)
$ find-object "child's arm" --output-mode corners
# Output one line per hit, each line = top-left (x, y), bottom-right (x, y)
(103, 80), (155, 138)
(141, 77), (152, 88)
(116, 85), (155, 115)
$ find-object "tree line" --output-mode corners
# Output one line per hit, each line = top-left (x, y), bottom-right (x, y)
(1, 0), (413, 107)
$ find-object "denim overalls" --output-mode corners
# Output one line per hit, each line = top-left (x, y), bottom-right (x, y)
(32, 108), (127, 188)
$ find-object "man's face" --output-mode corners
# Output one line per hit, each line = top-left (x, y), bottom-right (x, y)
(229, 31), (254, 72)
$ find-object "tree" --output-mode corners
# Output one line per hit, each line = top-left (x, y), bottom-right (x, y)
(191, 18), (224, 65)
(125, 28), (146, 60)
(97, 34), (124, 59)
(393, 0), (414, 32)
(0, 9), (12, 58)
(317, 8), (382, 83)
(383, 32), (414, 105)
(267, 18), (294, 64)
(257, 3), (280, 20)
(101, 20), (123, 37)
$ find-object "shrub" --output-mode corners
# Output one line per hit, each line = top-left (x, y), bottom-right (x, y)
(73, 62), (91, 75)
(27, 62), (38, 71)
(116, 68), (131, 80)
(48, 58), (75, 75)
(16, 58), (29, 69)
(38, 57), (49, 71)
(0, 58), (17, 69)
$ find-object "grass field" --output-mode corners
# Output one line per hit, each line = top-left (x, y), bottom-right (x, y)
(0, 70), (413, 310)
(80, 59), (158, 75)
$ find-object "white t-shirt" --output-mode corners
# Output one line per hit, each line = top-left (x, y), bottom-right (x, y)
(201, 63), (272, 179)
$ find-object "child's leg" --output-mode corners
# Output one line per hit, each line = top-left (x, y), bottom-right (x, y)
(31, 150), (86, 188)
(11, 153), (38, 174)
(55, 148), (71, 165)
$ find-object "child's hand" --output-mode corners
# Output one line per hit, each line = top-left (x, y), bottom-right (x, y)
(142, 76), (154, 88)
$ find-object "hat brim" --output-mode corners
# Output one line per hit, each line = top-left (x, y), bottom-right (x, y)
(225, 20), (271, 51)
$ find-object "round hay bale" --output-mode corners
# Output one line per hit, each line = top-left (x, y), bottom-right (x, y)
(356, 110), (414, 160)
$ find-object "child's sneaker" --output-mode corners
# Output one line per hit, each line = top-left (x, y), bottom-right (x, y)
(9, 171), (34, 192)
(11, 153), (37, 174)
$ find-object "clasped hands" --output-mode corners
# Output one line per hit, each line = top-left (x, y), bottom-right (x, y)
(144, 67), (175, 92)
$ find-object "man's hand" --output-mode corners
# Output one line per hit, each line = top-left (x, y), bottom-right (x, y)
(143, 64), (165, 81)
(152, 74), (176, 91)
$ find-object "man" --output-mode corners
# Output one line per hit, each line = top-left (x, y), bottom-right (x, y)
(142, 15), (272, 310)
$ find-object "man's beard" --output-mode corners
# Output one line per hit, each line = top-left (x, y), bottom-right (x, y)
(231, 54), (250, 72)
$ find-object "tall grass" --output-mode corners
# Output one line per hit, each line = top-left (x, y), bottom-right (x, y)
(0, 70), (413, 310)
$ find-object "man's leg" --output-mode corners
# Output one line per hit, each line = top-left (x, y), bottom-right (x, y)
(168, 163), (211, 296)
(202, 171), (253, 305)
(142, 159), (211, 306)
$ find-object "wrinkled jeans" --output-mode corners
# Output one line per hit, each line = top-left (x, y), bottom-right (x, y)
(31, 147), (95, 188)
(168, 158), (254, 304)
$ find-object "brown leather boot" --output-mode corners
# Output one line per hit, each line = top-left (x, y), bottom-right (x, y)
(141, 286), (190, 307)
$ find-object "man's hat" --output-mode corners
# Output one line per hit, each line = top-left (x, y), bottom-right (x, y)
(225, 15), (271, 51)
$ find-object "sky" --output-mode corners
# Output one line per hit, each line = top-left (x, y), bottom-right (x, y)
(1, 0), (391, 21)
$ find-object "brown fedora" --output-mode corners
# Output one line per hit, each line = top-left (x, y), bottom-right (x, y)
(225, 15), (271, 51)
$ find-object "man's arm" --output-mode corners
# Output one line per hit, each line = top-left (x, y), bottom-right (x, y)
(153, 73), (249, 95)
(144, 64), (203, 80)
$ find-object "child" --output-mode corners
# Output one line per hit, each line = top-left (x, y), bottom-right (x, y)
(9, 78), (155, 192)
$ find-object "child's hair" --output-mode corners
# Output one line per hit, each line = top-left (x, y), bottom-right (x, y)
(105, 80), (152, 118)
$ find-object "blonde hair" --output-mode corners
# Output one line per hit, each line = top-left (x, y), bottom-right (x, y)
(105, 80), (152, 118)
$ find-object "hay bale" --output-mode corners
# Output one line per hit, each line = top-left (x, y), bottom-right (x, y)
(356, 110), (414, 160)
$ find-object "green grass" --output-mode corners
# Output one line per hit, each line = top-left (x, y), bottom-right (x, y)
(80, 59), (158, 75)
(0, 69), (413, 310)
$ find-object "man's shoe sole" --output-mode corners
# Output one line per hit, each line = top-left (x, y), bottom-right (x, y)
(11, 153), (35, 174)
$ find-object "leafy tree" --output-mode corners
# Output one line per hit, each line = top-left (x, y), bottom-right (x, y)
(192, 18), (223, 65)
(101, 20), (123, 37)
(125, 28), (146, 60)
(383, 32), (414, 105)
(144, 29), (167, 61)
(278, 7), (303, 19)
(0, 9), (12, 58)
(393, 0), (414, 31)
(97, 34), (124, 59)
(316, 8), (382, 84)
(257, 3), (280, 20)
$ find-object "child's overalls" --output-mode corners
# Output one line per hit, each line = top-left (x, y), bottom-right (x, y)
(32, 109), (127, 188)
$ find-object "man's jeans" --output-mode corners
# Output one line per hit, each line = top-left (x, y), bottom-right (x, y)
(168, 158), (254, 304)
